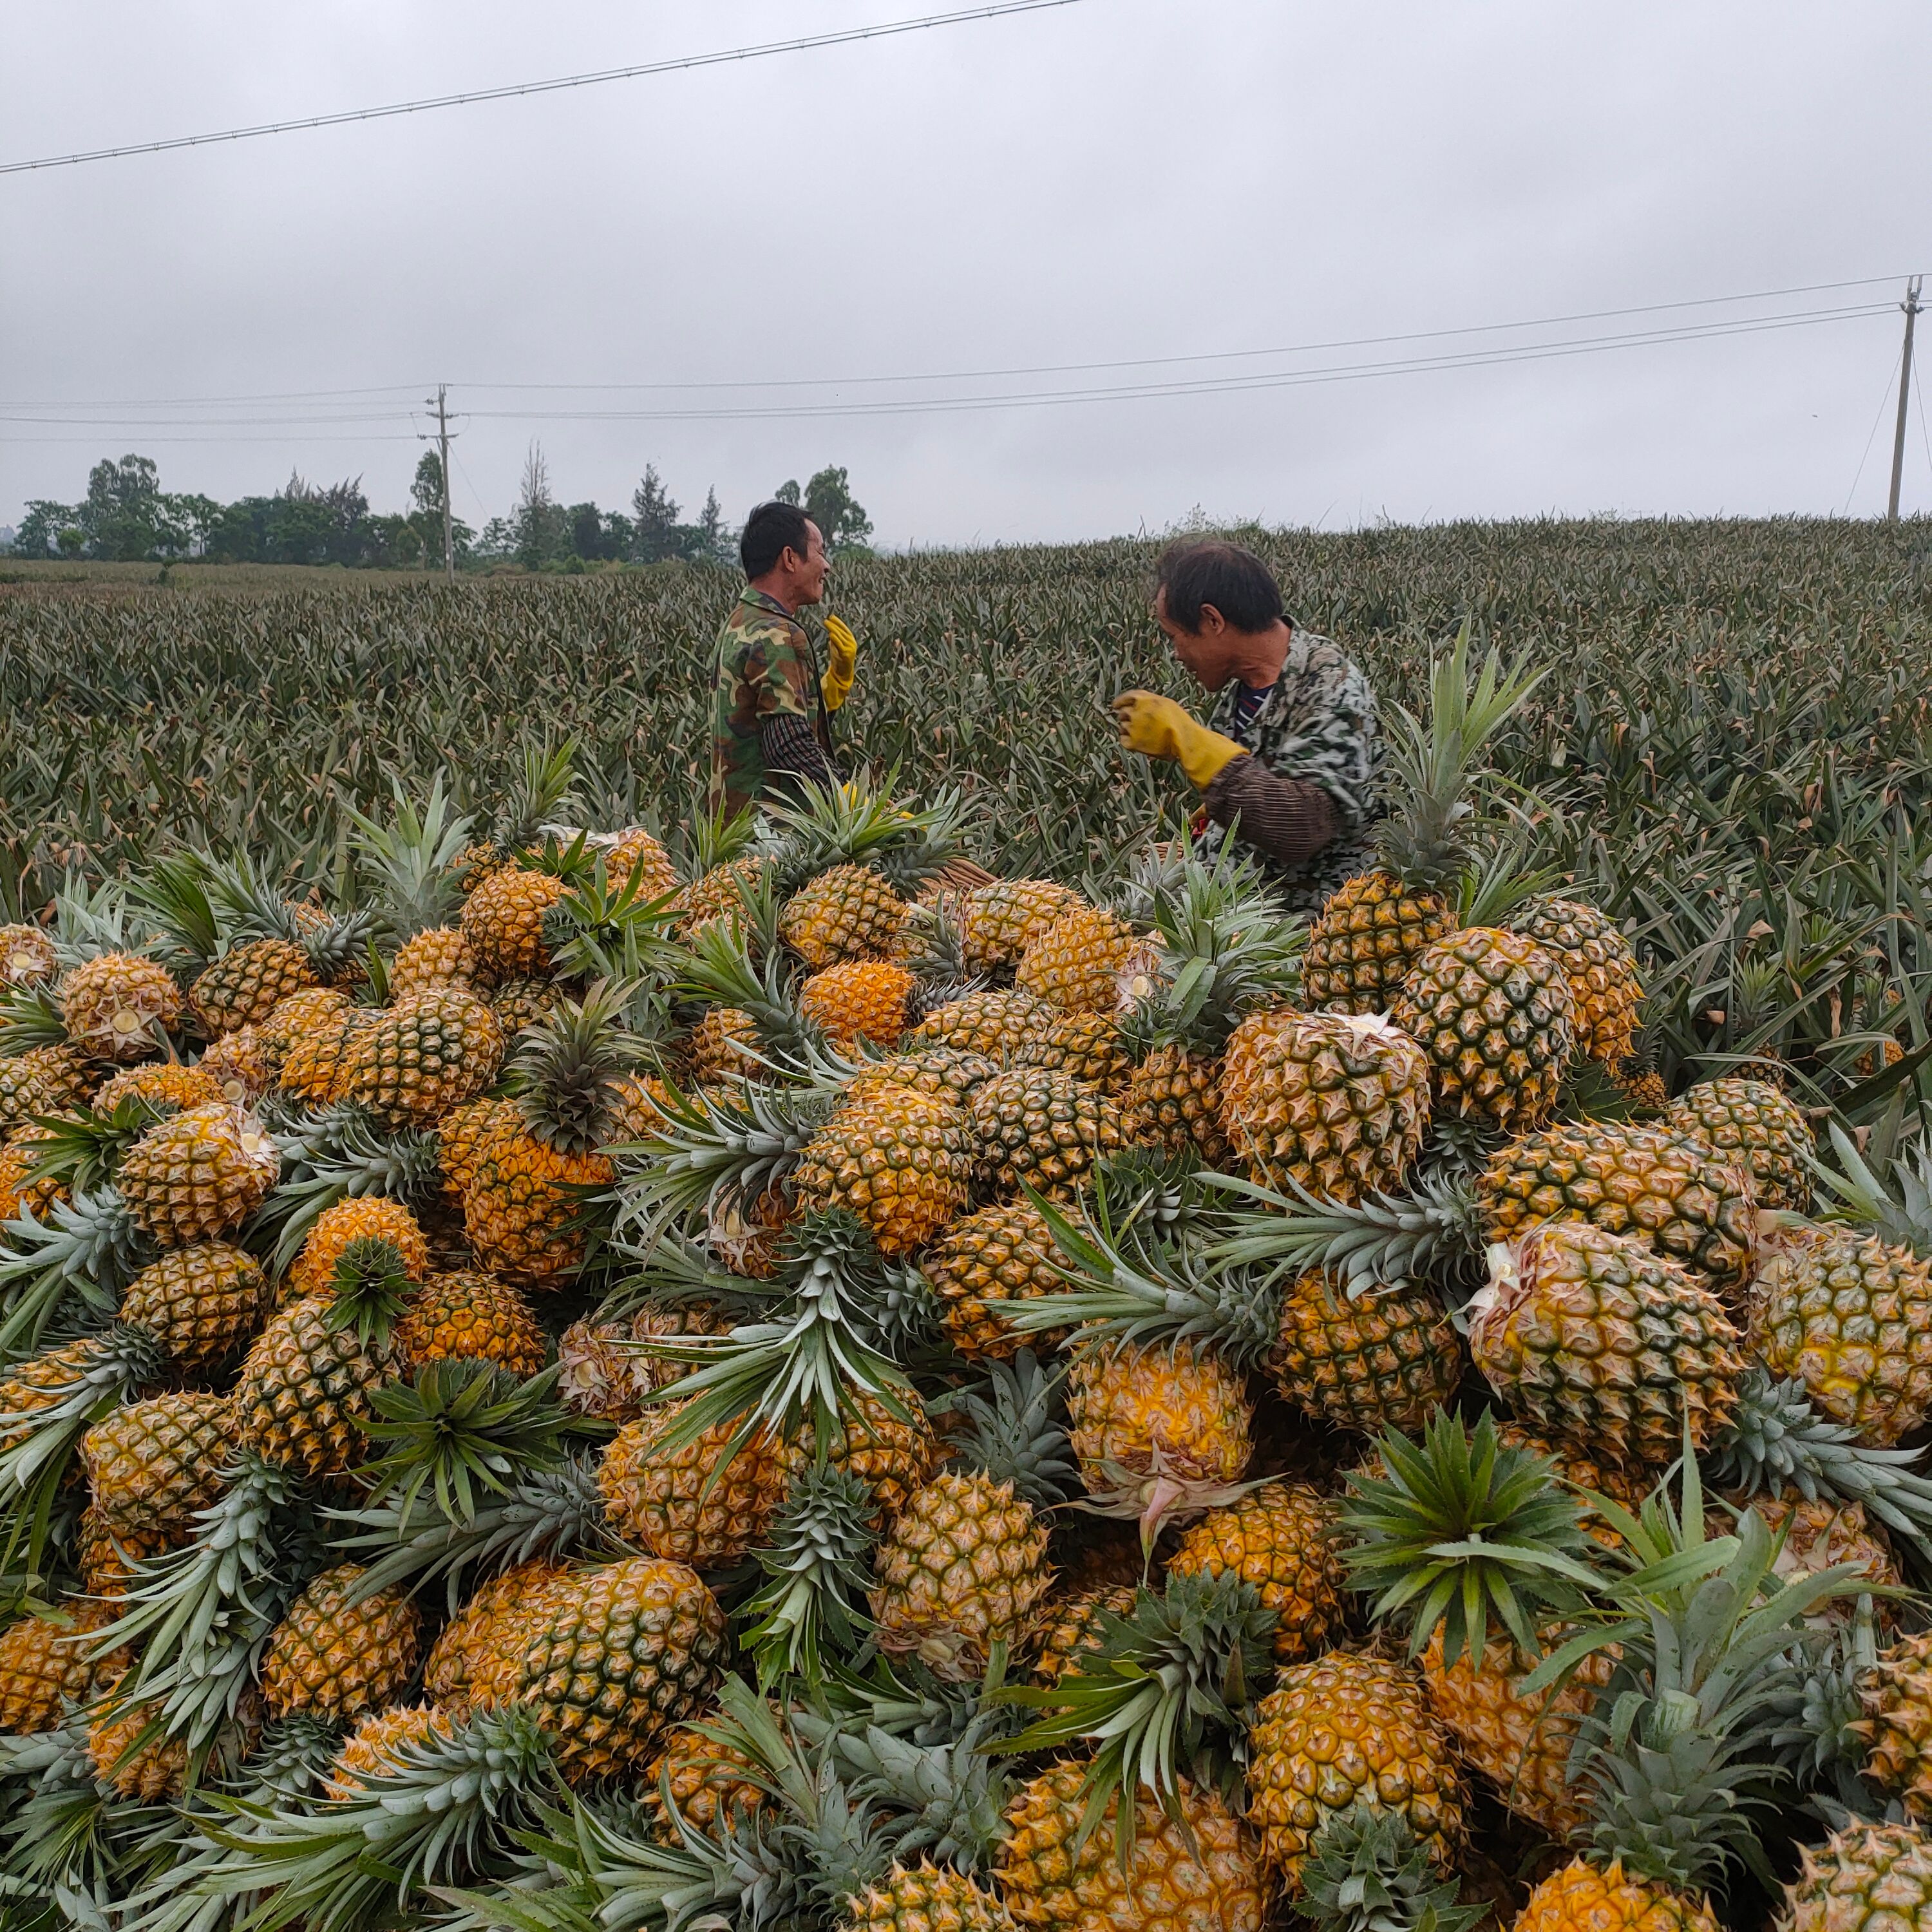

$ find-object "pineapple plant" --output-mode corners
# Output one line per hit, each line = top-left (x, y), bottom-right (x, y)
(390, 925), (480, 992)
(781, 1383), (942, 1524)
(1016, 903), (1139, 1014)
(1163, 1479), (1348, 1665)
(910, 988), (1057, 1058)
(288, 1195), (431, 1298)
(1853, 1631), (1932, 1815)
(1390, 925), (1576, 1132)
(922, 1201), (1069, 1362)
(1662, 1074), (1814, 1211)
(86, 1679), (191, 1800)
(1012, 1009), (1134, 1092)
(799, 958), (917, 1050)
(109, 1100), (279, 1245)
(793, 1081), (974, 1255)
(197, 1023), (273, 1101)
(1272, 1271), (1465, 1435)
(781, 864), (911, 967)
(258, 1564), (423, 1718)
(460, 859), (571, 980)
(958, 878), (1083, 976)
(392, 1269), (547, 1376)
(231, 1290), (389, 1477)
(1513, 895), (1643, 1068)
(79, 1390), (236, 1543)
(1219, 1009), (1431, 1202)
(1301, 627), (1544, 1014)
(967, 1066), (1124, 1200)
(59, 951), (182, 1061)
(117, 1240), (269, 1371)
(423, 1558), (573, 1705)
(1513, 1861), (1719, 1932)
(846, 1046), (1001, 1110)
(334, 982), (506, 1128)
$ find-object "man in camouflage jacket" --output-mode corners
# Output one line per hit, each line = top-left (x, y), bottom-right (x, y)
(1113, 539), (1380, 913)
(708, 500), (859, 820)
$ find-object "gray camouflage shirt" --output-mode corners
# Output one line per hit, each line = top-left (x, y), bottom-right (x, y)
(1201, 626), (1382, 913)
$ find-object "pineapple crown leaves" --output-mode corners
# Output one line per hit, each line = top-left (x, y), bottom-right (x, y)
(489, 738), (582, 858)
(681, 797), (760, 879)
(0, 983), (70, 1056)
(1375, 622), (1549, 889)
(344, 772), (475, 941)
(941, 1348), (1081, 1508)
(1292, 1805), (1488, 1932)
(191, 1704), (563, 1932)
(1453, 833), (1559, 931)
(355, 1359), (575, 1528)
(1703, 1364), (1932, 1577)
(542, 857), (684, 987)
(328, 1450), (609, 1611)
(670, 917), (826, 1072)
(17, 1097), (161, 1198)
(826, 1701), (1017, 1876)
(1340, 1408), (1602, 1670)
(257, 1108), (441, 1275)
(741, 1462), (880, 1693)
(0, 1189), (149, 1365)
(1765, 1598), (1888, 1822)
(1809, 1118), (1932, 1257)
(987, 1569), (1276, 1856)
(762, 775), (970, 898)
(319, 1233), (416, 1350)
(128, 850), (224, 975)
(1205, 1169), (1488, 1303)
(1010, 1174), (1282, 1374)
(633, 1207), (919, 1472)
(507, 979), (649, 1156)
(48, 875), (155, 967)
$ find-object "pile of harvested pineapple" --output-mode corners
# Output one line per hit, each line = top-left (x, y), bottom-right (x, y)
(0, 641), (1927, 1932)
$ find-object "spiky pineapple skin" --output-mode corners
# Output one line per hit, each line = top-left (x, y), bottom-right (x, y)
(674, 856), (773, 940)
(424, 1560), (573, 1705)
(0, 1121), (70, 1224)
(1757, 1494), (1900, 1609)
(0, 1602), (129, 1734)
(190, 938), (317, 1037)
(1165, 1480), (1347, 1665)
(324, 1704), (457, 1799)
(117, 1101), (279, 1245)
(870, 1471), (1054, 1681)
(1748, 1222), (1932, 1446)
(78, 1510), (173, 1598)
(507, 1557), (728, 1780)
(1121, 1043), (1230, 1163)
(909, 989), (1057, 1059)
(1029, 1584), (1138, 1683)
(464, 1113), (613, 1286)
(290, 1196), (431, 1299)
(81, 1391), (236, 1541)
(1780, 1821), (1932, 1932)
(1854, 1633), (1932, 1817)
(641, 1721), (767, 1841)
(60, 952), (183, 1061)
(87, 1685), (190, 1799)
(1015, 905), (1138, 1014)
(604, 826), (679, 901)
(1477, 1119), (1759, 1297)
(1012, 1010), (1135, 1093)
(491, 975), (560, 1041)
(123, 1237), (269, 1373)
(1513, 897), (1643, 1068)
(1066, 1341), (1253, 1501)
(0, 924), (56, 988)
(274, 999), (368, 1103)
(0, 1044), (95, 1132)
(967, 1067), (1124, 1200)
(960, 879), (1083, 975)
(800, 959), (916, 1051)
(996, 1763), (1267, 1931)
(261, 1565), (422, 1718)
(846, 1048), (1001, 1112)
(1247, 1651), (1464, 1891)
(437, 1095), (522, 1204)
(782, 1387), (942, 1525)
(337, 984), (505, 1128)
(1273, 1272), (1464, 1434)
(232, 1295), (387, 1477)
(93, 1059), (221, 1112)
(393, 1269), (547, 1376)
(1302, 871), (1457, 1016)
(389, 925), (481, 995)
(1390, 926), (1575, 1133)
(598, 1404), (788, 1567)
(923, 1201), (1069, 1362)
(845, 1860), (1016, 1932)
(781, 864), (909, 967)
(1218, 1009), (1430, 1203)
(1514, 1858), (1719, 1932)
(461, 865), (567, 979)
(1471, 1222), (1743, 1470)
(1662, 1075), (1814, 1213)
(793, 1084), (973, 1255)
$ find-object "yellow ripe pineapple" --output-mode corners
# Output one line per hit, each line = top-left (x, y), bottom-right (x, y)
(781, 1386), (942, 1526)
(1013, 1010), (1135, 1093)
(781, 864), (909, 967)
(80, 1390), (236, 1543)
(1513, 1859), (1720, 1932)
(278, 1003), (374, 1105)
(502, 1556), (729, 1780)
(59, 952), (183, 1062)
(437, 1095), (521, 1205)
(604, 826), (680, 903)
(1390, 927), (1575, 1134)
(261, 1564), (422, 1718)
(675, 855), (773, 942)
(189, 937), (318, 1037)
(967, 1067), (1124, 1201)
(597, 1403), (788, 1567)
(1273, 1272), (1464, 1435)
(1029, 1584), (1139, 1683)
(1016, 904), (1138, 1014)
(424, 1560), (573, 1705)
(959, 879), (1083, 976)
(117, 1101), (279, 1245)
(0, 1601), (130, 1734)
(996, 1764), (1266, 1931)
(392, 1269), (547, 1376)
(1756, 1493), (1901, 1613)
(118, 1240), (268, 1372)
(232, 1294), (388, 1478)
(1164, 1479), (1347, 1666)
(289, 1197), (431, 1300)
(869, 1470), (1054, 1681)
(1121, 1043), (1230, 1163)
(799, 960), (916, 1051)
(1615, 1059), (1670, 1112)
(258, 983), (352, 1065)
(93, 1060), (221, 1112)
(491, 975), (560, 1041)
(791, 1083), (972, 1256)
(683, 1005), (760, 1084)
(79, 1509), (175, 1598)
(460, 864), (569, 980)
(1661, 1075), (1814, 1213)
(1066, 1341), (1252, 1537)
(923, 1201), (1070, 1362)
(0, 1044), (95, 1132)
(1247, 1650), (1464, 1891)
(336, 983), (505, 1128)
(909, 989), (1057, 1059)
(0, 923), (56, 988)
(1780, 1825), (1932, 1932)
(390, 925), (482, 996)
(844, 1862), (1015, 1932)
(86, 1679), (190, 1800)
(1470, 1223), (1743, 1471)
(324, 1703), (458, 1799)
(1219, 1009), (1430, 1204)
(0, 1121), (70, 1224)
(641, 1718), (768, 1842)
(1303, 876), (1459, 1018)
(844, 1048), (1001, 1112)
(1513, 897), (1643, 1069)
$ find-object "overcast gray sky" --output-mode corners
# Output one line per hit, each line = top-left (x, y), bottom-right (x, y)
(4, 1), (1930, 545)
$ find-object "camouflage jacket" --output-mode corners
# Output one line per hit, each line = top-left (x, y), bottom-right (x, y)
(707, 587), (832, 819)
(1200, 626), (1382, 912)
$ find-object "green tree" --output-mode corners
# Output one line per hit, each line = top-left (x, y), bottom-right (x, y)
(773, 468), (872, 550)
(411, 451), (445, 520)
(630, 464), (683, 564)
(513, 442), (567, 569)
(694, 486), (733, 565)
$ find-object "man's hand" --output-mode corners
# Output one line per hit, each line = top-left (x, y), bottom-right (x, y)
(1112, 690), (1247, 790)
(821, 614), (859, 712)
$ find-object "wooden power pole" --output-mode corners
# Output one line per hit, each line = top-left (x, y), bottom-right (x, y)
(1888, 276), (1922, 522)
(424, 384), (457, 581)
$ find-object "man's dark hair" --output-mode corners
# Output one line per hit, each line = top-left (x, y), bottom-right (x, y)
(1154, 540), (1284, 635)
(741, 500), (816, 580)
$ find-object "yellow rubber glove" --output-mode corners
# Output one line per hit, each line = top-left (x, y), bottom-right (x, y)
(1112, 690), (1246, 790)
(821, 614), (858, 712)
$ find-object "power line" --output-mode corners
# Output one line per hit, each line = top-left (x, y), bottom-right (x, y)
(0, 1), (1090, 176)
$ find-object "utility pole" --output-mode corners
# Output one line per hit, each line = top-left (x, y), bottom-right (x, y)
(1888, 276), (1922, 523)
(422, 384), (457, 582)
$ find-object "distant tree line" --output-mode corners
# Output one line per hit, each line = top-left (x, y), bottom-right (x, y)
(3, 446), (875, 570)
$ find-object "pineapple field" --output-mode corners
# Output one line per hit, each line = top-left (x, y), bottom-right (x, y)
(0, 516), (1929, 1932)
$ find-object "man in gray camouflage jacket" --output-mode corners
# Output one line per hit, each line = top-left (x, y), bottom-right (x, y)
(1112, 539), (1381, 914)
